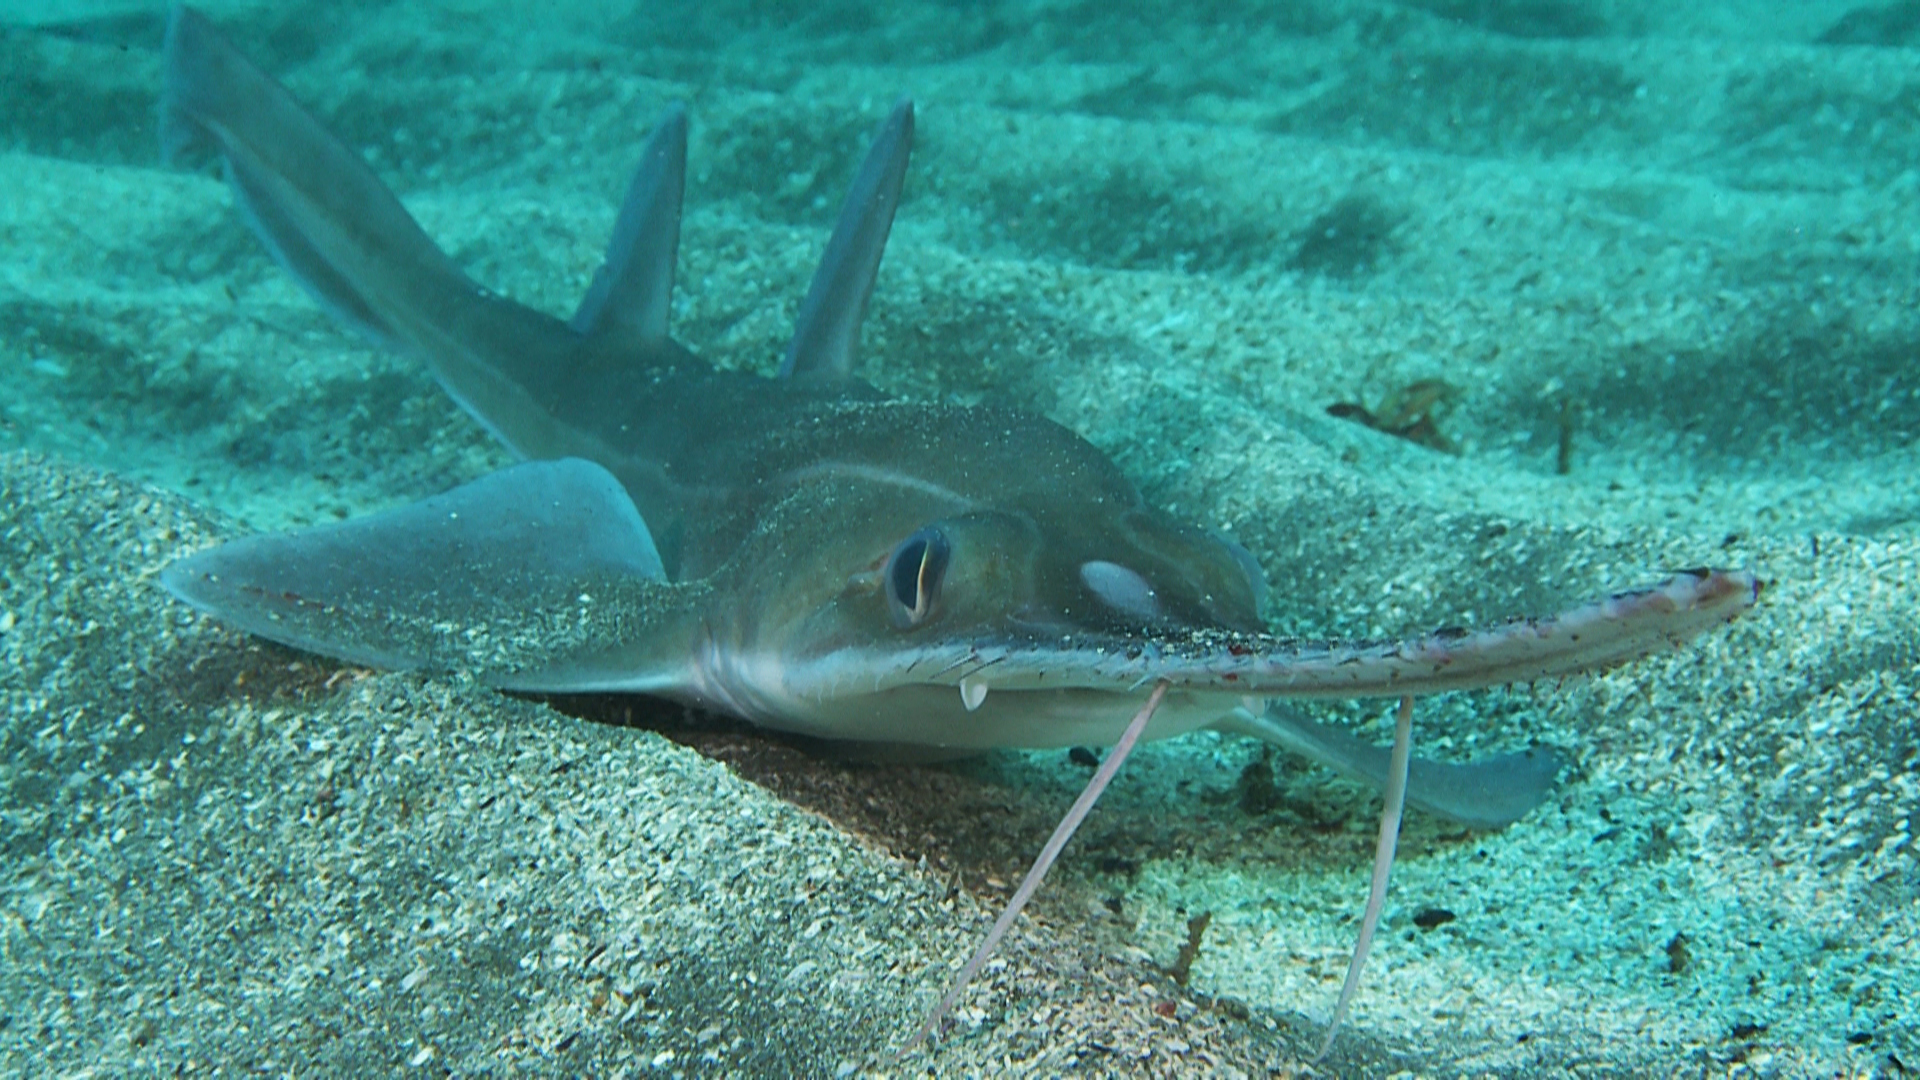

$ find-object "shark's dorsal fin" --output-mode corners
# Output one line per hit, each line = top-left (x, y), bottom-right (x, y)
(570, 104), (689, 347)
(778, 98), (914, 381)
(161, 459), (686, 690)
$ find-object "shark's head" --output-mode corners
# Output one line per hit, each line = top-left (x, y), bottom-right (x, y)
(817, 406), (1265, 636)
(693, 399), (1276, 749)
(687, 401), (1754, 754)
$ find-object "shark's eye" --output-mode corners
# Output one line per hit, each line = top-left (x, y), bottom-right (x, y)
(885, 527), (950, 628)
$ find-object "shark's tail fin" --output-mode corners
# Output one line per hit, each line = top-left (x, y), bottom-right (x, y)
(161, 5), (479, 350)
(160, 5), (577, 454)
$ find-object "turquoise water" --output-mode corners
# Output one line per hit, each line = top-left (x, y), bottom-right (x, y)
(2, 1), (1916, 1074)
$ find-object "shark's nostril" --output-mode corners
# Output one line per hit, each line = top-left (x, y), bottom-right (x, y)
(1080, 560), (1160, 621)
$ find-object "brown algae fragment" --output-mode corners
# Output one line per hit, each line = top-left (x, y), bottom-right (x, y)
(1327, 377), (1463, 453)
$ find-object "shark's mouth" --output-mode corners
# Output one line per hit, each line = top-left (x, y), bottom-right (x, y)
(785, 568), (1759, 704)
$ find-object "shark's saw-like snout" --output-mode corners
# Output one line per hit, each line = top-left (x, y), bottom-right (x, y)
(155, 6), (1759, 1057)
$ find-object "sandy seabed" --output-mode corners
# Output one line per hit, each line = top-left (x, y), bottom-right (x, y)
(2, 0), (1916, 1074)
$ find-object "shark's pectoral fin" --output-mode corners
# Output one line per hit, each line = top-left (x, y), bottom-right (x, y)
(778, 98), (913, 381)
(162, 459), (693, 692)
(1216, 705), (1565, 830)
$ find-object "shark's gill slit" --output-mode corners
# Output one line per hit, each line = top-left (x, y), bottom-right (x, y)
(904, 680), (1173, 1053)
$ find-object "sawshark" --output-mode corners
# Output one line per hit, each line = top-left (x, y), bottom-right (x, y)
(155, 6), (1759, 1054)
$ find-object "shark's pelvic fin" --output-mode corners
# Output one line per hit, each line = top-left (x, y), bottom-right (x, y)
(779, 98), (915, 381)
(161, 459), (672, 683)
(570, 104), (689, 347)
